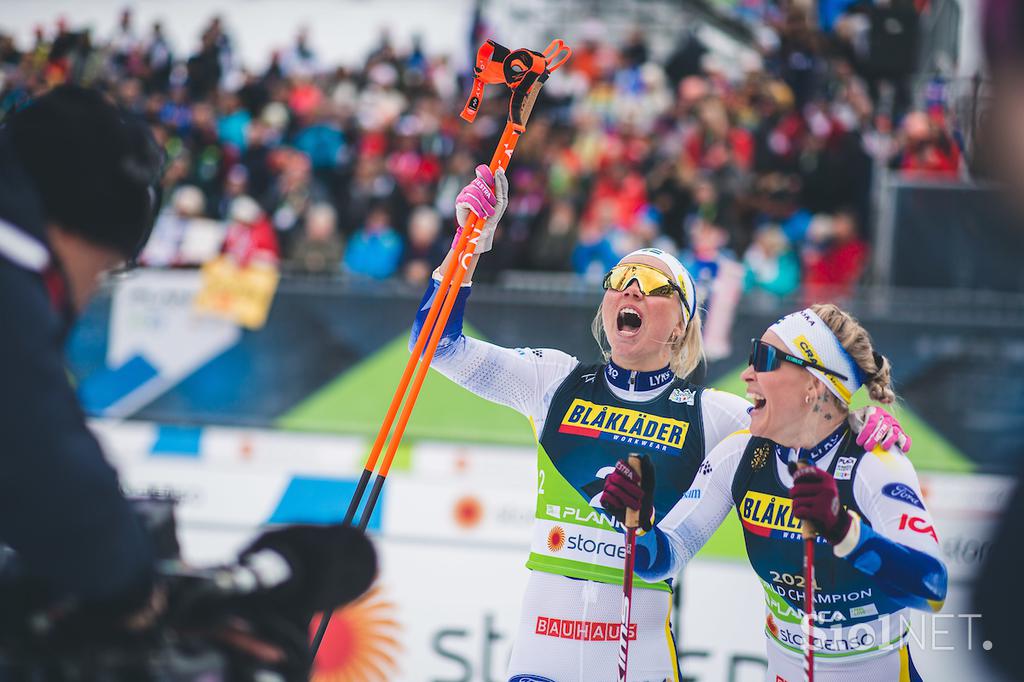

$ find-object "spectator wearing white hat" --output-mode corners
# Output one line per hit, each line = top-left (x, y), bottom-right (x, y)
(221, 195), (279, 267)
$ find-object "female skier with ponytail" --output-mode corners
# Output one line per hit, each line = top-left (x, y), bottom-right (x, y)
(606, 305), (946, 680)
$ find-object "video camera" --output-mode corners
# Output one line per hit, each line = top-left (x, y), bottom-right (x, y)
(0, 497), (376, 681)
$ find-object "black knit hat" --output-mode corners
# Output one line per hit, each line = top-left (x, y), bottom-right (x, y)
(5, 85), (163, 259)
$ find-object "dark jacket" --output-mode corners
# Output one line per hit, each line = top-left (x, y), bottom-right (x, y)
(0, 134), (154, 615)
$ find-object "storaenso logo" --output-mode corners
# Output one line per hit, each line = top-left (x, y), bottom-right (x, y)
(546, 527), (626, 559)
(547, 526), (566, 552)
(777, 628), (875, 652)
(432, 612), (511, 681)
(509, 676), (557, 682)
(565, 533), (627, 559)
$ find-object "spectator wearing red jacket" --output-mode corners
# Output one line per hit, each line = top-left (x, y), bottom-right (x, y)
(586, 163), (648, 231)
(684, 97), (754, 173)
(801, 210), (868, 303)
(896, 110), (961, 178)
(221, 195), (279, 267)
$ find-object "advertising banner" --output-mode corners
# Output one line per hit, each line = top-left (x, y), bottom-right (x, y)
(69, 270), (1024, 473)
(97, 420), (1009, 681)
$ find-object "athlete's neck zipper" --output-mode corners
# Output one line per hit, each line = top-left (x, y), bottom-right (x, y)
(604, 360), (674, 393)
(776, 424), (849, 465)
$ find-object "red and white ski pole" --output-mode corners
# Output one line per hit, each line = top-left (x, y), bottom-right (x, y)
(802, 530), (815, 681)
(618, 454), (642, 682)
(796, 459), (816, 682)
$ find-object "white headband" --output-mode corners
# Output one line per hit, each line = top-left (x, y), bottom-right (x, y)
(767, 308), (865, 404)
(623, 248), (698, 325)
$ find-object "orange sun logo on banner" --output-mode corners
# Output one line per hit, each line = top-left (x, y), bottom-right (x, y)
(310, 586), (402, 682)
(453, 495), (484, 529)
(547, 526), (565, 552)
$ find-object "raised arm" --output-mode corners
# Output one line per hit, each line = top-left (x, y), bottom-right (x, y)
(408, 165), (578, 427)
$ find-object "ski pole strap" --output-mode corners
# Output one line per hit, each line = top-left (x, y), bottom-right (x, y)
(461, 40), (508, 122)
(543, 39), (572, 72)
(460, 38), (572, 124)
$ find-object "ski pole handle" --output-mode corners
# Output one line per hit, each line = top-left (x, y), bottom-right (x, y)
(618, 455), (641, 682)
(793, 459), (817, 540)
(792, 459), (815, 682)
(624, 454), (642, 530)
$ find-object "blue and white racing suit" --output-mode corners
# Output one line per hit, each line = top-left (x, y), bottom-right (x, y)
(633, 427), (948, 681)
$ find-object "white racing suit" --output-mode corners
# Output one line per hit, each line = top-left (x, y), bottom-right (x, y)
(412, 280), (750, 682)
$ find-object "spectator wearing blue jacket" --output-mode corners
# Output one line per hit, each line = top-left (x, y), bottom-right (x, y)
(344, 205), (402, 279)
(743, 223), (800, 300)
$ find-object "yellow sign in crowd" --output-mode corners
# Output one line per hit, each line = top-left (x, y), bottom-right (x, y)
(194, 257), (280, 330)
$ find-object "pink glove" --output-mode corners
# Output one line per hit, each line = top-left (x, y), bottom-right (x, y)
(452, 165), (507, 254)
(455, 165), (497, 225)
(853, 406), (912, 453)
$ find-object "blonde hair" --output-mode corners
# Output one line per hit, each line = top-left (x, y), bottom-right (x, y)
(810, 303), (896, 404)
(591, 303), (706, 379)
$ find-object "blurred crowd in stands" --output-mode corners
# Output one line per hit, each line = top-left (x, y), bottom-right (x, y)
(0, 1), (963, 302)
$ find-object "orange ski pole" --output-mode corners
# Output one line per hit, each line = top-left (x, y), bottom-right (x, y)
(355, 122), (520, 525)
(338, 39), (565, 528)
(352, 39), (564, 526)
(310, 39), (570, 662)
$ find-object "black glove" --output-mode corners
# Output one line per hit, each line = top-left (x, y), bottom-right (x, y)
(600, 456), (656, 531)
(239, 524), (377, 617)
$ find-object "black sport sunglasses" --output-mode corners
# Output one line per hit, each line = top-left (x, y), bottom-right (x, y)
(748, 338), (849, 381)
